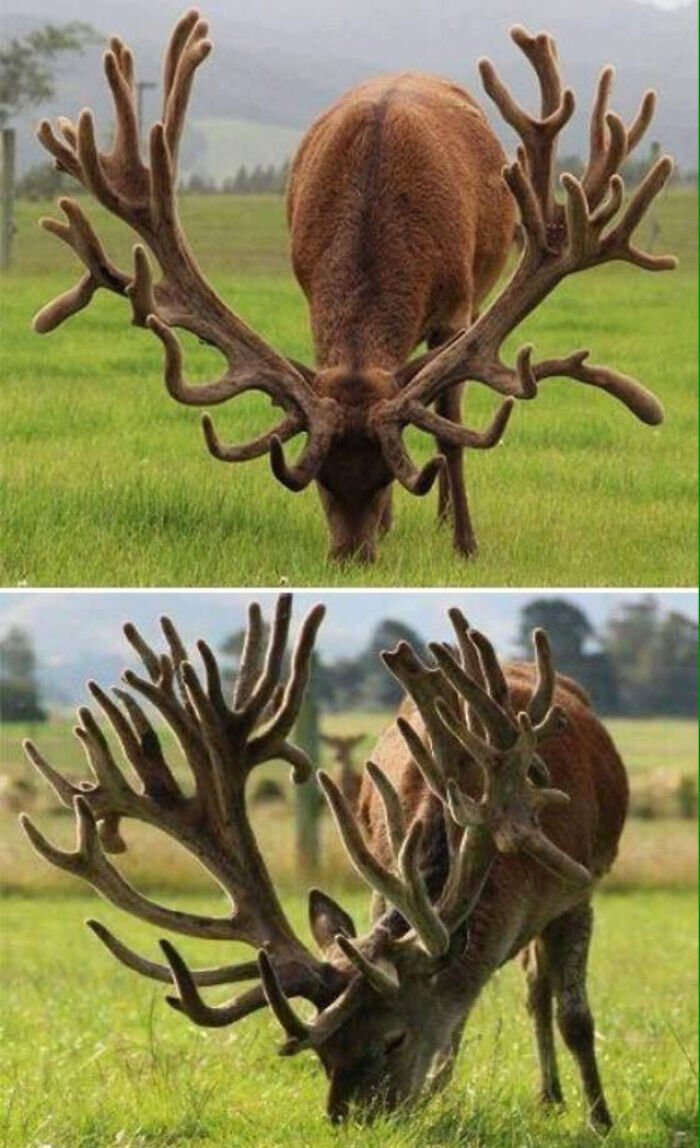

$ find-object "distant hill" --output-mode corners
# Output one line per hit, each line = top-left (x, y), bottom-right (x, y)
(184, 119), (302, 184)
(2, 0), (697, 176)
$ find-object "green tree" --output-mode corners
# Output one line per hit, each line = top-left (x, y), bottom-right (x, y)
(516, 598), (618, 712)
(0, 21), (96, 267)
(517, 599), (593, 663)
(321, 618), (425, 710)
(0, 22), (97, 127)
(605, 597), (698, 716)
(0, 627), (47, 722)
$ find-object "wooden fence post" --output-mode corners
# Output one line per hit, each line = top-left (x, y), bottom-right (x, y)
(1, 128), (16, 272)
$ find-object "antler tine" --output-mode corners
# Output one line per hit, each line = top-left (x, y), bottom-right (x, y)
(33, 198), (131, 334)
(479, 26), (574, 224)
(245, 593), (293, 719)
(74, 696), (134, 800)
(233, 601), (264, 709)
(396, 717), (446, 802)
(103, 44), (142, 171)
(428, 643), (518, 749)
(162, 12), (212, 164)
(365, 761), (405, 858)
(335, 935), (399, 997)
(20, 796), (238, 938)
(510, 27), (562, 115)
(467, 630), (514, 716)
(87, 919), (259, 986)
(318, 771), (449, 956)
(250, 604), (326, 777)
(404, 396), (515, 449)
(23, 739), (79, 807)
(528, 629), (555, 725)
(201, 411), (304, 463)
(161, 939), (270, 1028)
(446, 608), (487, 739)
(257, 950), (312, 1042)
(123, 620), (160, 680)
(382, 642), (472, 783)
(597, 156), (677, 271)
(373, 419), (445, 496)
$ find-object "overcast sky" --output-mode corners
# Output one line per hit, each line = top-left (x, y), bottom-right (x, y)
(0, 590), (696, 670)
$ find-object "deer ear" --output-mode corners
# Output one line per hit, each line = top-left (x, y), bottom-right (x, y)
(309, 888), (356, 952)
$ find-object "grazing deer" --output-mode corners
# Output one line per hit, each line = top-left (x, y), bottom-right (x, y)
(320, 731), (365, 805)
(34, 14), (675, 562)
(21, 595), (628, 1129)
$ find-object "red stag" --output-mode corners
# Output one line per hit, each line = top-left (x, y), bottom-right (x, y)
(21, 595), (628, 1129)
(33, 13), (675, 561)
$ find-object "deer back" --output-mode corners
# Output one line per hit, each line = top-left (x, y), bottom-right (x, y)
(287, 73), (516, 369)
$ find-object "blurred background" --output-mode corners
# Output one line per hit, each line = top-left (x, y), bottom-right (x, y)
(1, 589), (697, 895)
(1, 0), (697, 196)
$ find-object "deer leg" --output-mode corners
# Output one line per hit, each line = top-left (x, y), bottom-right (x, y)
(426, 325), (477, 557)
(522, 940), (564, 1107)
(435, 383), (477, 557)
(543, 903), (613, 1134)
(426, 327), (456, 524)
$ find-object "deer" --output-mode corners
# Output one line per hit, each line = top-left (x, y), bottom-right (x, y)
(33, 13), (676, 563)
(20, 594), (629, 1130)
(320, 731), (365, 805)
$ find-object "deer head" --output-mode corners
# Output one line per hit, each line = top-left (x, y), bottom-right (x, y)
(21, 595), (591, 1123)
(32, 14), (675, 562)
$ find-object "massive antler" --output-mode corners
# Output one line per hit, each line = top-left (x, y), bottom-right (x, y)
(318, 613), (591, 977)
(33, 10), (341, 486)
(20, 595), (344, 1026)
(20, 599), (593, 1060)
(376, 24), (676, 457)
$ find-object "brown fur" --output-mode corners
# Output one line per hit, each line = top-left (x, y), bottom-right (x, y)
(286, 74), (515, 559)
(289, 74), (514, 370)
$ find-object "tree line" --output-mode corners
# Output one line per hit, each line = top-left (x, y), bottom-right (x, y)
(16, 148), (696, 203)
(1, 595), (695, 723)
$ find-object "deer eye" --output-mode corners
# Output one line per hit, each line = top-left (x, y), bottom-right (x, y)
(383, 1030), (407, 1056)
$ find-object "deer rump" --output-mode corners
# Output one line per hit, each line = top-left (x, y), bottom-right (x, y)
(364, 664), (629, 957)
(287, 73), (514, 367)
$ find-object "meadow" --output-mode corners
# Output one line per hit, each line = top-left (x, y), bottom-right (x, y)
(1, 189), (697, 588)
(0, 713), (697, 1146)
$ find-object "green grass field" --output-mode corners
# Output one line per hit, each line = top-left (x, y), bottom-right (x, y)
(0, 889), (696, 1147)
(1, 190), (697, 588)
